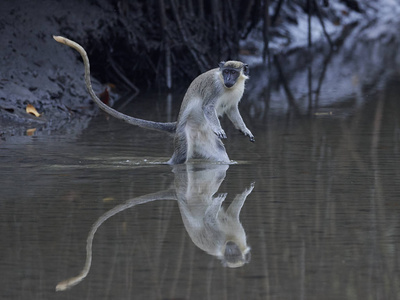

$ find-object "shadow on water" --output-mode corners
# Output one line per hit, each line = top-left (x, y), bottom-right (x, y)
(56, 164), (253, 291)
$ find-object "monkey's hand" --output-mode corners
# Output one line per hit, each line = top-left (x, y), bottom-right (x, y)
(214, 128), (227, 139)
(240, 129), (255, 143)
(203, 105), (227, 139)
(248, 134), (255, 143)
(213, 193), (228, 204)
(245, 182), (255, 195)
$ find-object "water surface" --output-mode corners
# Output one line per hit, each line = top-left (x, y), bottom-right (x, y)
(2, 65), (400, 300)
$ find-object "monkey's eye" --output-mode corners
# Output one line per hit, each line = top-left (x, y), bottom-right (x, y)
(224, 69), (237, 76)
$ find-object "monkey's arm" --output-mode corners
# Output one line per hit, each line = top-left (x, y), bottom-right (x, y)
(203, 104), (227, 139)
(226, 106), (255, 142)
(53, 36), (176, 134)
(226, 182), (255, 219)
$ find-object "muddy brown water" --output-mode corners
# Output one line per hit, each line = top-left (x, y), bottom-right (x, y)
(1, 75), (400, 299)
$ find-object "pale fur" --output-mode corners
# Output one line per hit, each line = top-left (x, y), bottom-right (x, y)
(176, 164), (253, 268)
(169, 62), (253, 164)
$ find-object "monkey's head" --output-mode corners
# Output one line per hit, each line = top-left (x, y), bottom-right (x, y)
(218, 61), (249, 89)
(221, 240), (251, 268)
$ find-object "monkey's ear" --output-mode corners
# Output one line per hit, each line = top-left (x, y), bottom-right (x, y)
(219, 61), (226, 69)
(243, 64), (249, 76)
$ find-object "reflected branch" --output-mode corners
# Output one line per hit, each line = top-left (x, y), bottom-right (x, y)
(273, 55), (302, 116)
(314, 49), (334, 109)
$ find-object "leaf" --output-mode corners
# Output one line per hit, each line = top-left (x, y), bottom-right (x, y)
(26, 104), (41, 117)
(102, 197), (115, 202)
(26, 128), (37, 136)
(98, 87), (110, 105)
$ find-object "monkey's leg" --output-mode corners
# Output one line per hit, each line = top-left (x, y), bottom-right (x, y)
(193, 132), (230, 163)
(168, 129), (190, 164)
(204, 193), (227, 226)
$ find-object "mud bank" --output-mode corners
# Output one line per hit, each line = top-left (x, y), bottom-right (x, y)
(0, 0), (113, 136)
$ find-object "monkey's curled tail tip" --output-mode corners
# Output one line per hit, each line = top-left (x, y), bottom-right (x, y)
(55, 280), (70, 292)
(53, 36), (86, 55)
(53, 35), (75, 47)
(53, 35), (65, 43)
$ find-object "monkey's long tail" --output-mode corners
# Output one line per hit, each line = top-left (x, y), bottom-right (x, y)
(56, 189), (177, 291)
(53, 36), (176, 134)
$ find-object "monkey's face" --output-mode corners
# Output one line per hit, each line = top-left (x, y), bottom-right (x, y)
(219, 61), (249, 89)
(221, 68), (240, 88)
(222, 241), (251, 268)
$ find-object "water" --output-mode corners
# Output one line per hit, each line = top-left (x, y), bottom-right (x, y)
(2, 69), (400, 299)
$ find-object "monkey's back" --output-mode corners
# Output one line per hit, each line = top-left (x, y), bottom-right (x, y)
(177, 68), (222, 124)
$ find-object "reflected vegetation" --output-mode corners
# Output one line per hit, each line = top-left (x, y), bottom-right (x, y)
(56, 164), (254, 291)
(244, 18), (400, 119)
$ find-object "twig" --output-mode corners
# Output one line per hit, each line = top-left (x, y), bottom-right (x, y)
(169, 0), (207, 72)
(263, 0), (270, 62)
(313, 0), (334, 49)
(108, 54), (140, 94)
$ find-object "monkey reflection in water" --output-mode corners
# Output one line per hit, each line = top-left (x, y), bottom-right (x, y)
(56, 164), (254, 291)
(53, 36), (254, 164)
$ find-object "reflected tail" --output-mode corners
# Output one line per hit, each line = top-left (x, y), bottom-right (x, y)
(56, 189), (176, 291)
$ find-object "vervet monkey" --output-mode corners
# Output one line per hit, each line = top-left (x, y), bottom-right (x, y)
(53, 36), (254, 164)
(174, 164), (253, 268)
(56, 164), (253, 291)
